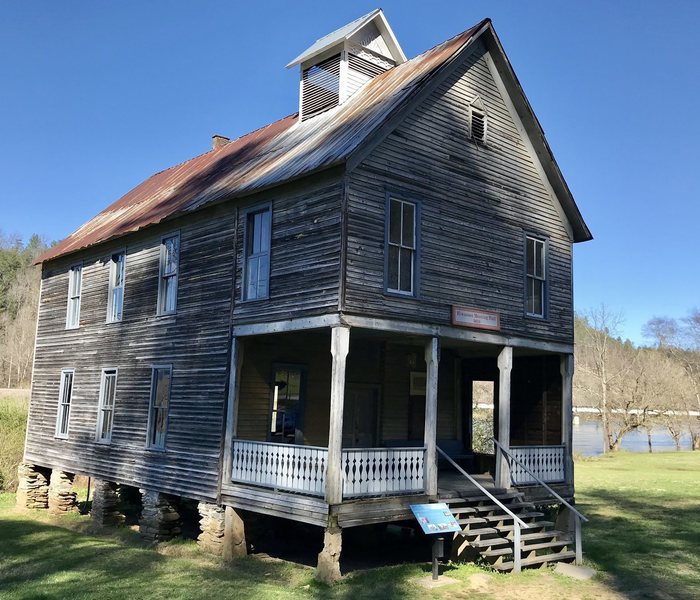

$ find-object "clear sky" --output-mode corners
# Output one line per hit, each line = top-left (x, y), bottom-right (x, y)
(1, 1), (698, 344)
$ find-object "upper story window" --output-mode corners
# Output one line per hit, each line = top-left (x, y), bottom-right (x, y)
(386, 197), (418, 295)
(525, 235), (547, 317)
(158, 234), (179, 315)
(148, 366), (171, 450)
(243, 206), (271, 300)
(107, 252), (126, 323)
(55, 369), (74, 438)
(65, 264), (82, 329)
(96, 368), (117, 443)
(469, 97), (487, 143)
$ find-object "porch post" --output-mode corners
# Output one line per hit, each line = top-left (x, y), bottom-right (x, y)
(222, 336), (244, 487)
(424, 337), (440, 497)
(326, 326), (350, 505)
(561, 354), (575, 486)
(495, 346), (513, 489)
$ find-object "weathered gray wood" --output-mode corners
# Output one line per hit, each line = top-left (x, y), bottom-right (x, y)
(495, 346), (513, 489)
(220, 337), (244, 498)
(424, 337), (439, 497)
(326, 326), (350, 505)
(560, 354), (575, 486)
(232, 314), (342, 337)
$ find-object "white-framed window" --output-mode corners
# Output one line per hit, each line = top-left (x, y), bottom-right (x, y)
(147, 365), (172, 449)
(55, 369), (75, 438)
(269, 365), (304, 444)
(525, 235), (547, 317)
(469, 97), (487, 143)
(386, 197), (417, 295)
(96, 368), (118, 443)
(107, 251), (126, 323)
(157, 234), (179, 315)
(243, 205), (271, 300)
(65, 264), (82, 329)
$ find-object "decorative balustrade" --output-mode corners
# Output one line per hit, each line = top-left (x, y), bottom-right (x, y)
(231, 440), (327, 496)
(509, 445), (565, 485)
(341, 447), (426, 498)
(231, 440), (426, 499)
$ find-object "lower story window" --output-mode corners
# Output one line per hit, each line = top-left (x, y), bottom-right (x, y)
(269, 366), (303, 444)
(55, 369), (74, 438)
(97, 369), (117, 443)
(148, 366), (171, 449)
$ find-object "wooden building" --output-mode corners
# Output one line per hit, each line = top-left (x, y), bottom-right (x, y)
(20, 10), (592, 579)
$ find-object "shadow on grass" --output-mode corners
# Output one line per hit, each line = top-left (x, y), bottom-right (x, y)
(580, 488), (700, 600)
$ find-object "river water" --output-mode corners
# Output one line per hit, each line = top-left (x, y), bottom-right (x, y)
(573, 418), (693, 456)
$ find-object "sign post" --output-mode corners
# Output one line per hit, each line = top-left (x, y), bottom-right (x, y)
(410, 503), (461, 581)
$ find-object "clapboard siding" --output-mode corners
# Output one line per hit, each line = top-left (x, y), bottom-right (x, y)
(232, 170), (343, 323)
(344, 40), (574, 344)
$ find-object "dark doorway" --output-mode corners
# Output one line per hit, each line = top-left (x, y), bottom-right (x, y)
(343, 384), (380, 447)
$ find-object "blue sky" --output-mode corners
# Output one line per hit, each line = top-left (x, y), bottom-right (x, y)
(1, 1), (698, 344)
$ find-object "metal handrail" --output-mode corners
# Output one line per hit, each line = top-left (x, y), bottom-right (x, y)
(492, 438), (588, 523)
(437, 446), (531, 530)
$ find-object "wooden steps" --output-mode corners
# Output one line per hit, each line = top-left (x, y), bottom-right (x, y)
(441, 488), (577, 573)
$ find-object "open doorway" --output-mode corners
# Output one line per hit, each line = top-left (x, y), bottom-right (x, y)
(470, 381), (495, 454)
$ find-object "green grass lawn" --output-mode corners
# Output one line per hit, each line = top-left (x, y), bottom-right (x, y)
(0, 452), (698, 600)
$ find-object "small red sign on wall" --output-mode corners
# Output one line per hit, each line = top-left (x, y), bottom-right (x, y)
(451, 306), (501, 331)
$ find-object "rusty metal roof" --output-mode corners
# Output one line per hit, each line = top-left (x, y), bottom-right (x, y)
(38, 21), (488, 264)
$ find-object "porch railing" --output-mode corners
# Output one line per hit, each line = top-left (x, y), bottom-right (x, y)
(342, 447), (425, 498)
(509, 445), (565, 485)
(230, 440), (426, 499)
(231, 440), (327, 496)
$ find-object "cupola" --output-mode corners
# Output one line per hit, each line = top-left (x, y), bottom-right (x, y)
(287, 9), (406, 121)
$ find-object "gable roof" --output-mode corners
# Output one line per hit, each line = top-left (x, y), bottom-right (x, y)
(286, 8), (406, 68)
(37, 18), (590, 265)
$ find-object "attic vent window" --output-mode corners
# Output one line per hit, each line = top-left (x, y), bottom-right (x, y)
(469, 99), (487, 143)
(301, 54), (341, 121)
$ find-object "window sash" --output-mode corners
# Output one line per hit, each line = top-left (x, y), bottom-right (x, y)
(66, 265), (82, 328)
(387, 199), (416, 294)
(244, 207), (271, 300)
(269, 367), (303, 444)
(148, 367), (171, 449)
(97, 370), (117, 443)
(158, 235), (179, 314)
(107, 253), (125, 322)
(55, 370), (74, 438)
(525, 236), (546, 317)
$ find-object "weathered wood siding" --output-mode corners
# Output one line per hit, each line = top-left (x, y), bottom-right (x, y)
(233, 170), (343, 323)
(26, 205), (236, 501)
(344, 40), (574, 344)
(25, 172), (344, 501)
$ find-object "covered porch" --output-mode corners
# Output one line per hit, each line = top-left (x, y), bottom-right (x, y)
(220, 320), (575, 517)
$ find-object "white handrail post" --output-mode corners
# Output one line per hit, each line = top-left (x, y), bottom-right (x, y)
(327, 326), (350, 505)
(513, 522), (522, 573)
(574, 513), (582, 565)
(495, 346), (513, 489)
(424, 337), (440, 497)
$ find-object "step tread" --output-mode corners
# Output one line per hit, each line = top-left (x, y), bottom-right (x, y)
(499, 520), (555, 532)
(440, 491), (523, 504)
(520, 530), (568, 542)
(521, 540), (571, 552)
(462, 526), (499, 537)
(456, 517), (488, 526)
(473, 502), (535, 514)
(495, 550), (577, 571)
(483, 511), (544, 523)
(464, 536), (510, 548)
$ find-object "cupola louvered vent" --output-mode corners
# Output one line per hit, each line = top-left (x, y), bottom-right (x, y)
(301, 53), (341, 121)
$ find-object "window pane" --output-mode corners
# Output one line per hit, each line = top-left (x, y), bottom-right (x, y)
(400, 248), (414, 293)
(155, 369), (171, 408)
(402, 203), (415, 248)
(163, 237), (178, 276)
(72, 266), (82, 295)
(247, 256), (260, 299)
(535, 240), (544, 279)
(526, 238), (535, 276)
(388, 245), (399, 290)
(163, 276), (177, 312)
(527, 278), (543, 316)
(113, 253), (125, 287)
(259, 210), (271, 252)
(389, 200), (401, 244)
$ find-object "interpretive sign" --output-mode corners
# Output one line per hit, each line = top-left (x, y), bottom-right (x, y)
(451, 306), (500, 331)
(410, 503), (461, 535)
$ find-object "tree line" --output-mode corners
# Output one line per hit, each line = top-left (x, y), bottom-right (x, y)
(0, 232), (47, 388)
(575, 306), (700, 452)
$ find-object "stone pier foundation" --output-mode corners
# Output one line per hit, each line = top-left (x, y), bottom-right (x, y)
(316, 526), (342, 584)
(223, 506), (247, 559)
(48, 470), (77, 514)
(139, 490), (181, 542)
(91, 480), (125, 527)
(16, 463), (49, 509)
(197, 502), (226, 555)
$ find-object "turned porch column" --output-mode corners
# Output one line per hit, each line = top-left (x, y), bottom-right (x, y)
(326, 326), (350, 505)
(424, 337), (440, 497)
(495, 346), (513, 489)
(561, 354), (575, 486)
